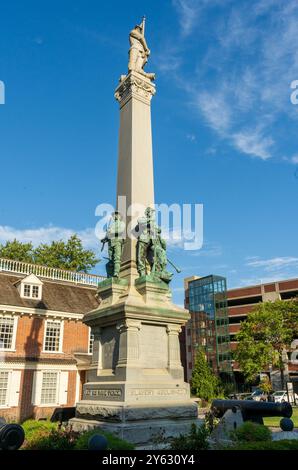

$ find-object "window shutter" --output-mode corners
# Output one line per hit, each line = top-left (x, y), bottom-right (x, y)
(31, 370), (42, 405)
(59, 371), (68, 405)
(8, 370), (22, 407)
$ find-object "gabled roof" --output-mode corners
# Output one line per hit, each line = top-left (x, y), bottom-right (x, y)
(13, 273), (44, 286)
(0, 273), (99, 314)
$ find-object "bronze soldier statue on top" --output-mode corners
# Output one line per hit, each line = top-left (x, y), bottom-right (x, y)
(101, 211), (125, 278)
(136, 207), (180, 284)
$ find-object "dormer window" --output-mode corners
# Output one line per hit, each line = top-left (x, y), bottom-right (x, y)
(23, 284), (40, 299)
(16, 274), (43, 300)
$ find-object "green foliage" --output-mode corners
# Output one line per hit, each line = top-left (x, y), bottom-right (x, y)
(34, 235), (98, 272)
(225, 440), (298, 450)
(235, 299), (298, 383)
(74, 429), (135, 450)
(259, 376), (272, 394)
(170, 423), (210, 451)
(21, 419), (134, 450)
(21, 419), (57, 443)
(24, 428), (77, 450)
(0, 239), (34, 263)
(0, 234), (99, 272)
(231, 421), (272, 443)
(191, 348), (220, 402)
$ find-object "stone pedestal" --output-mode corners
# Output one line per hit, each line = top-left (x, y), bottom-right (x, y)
(70, 278), (198, 445)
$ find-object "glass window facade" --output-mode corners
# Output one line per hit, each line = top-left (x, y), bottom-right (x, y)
(188, 275), (232, 377)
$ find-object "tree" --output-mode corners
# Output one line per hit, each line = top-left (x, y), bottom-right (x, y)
(191, 348), (220, 402)
(34, 235), (99, 272)
(234, 299), (298, 388)
(0, 239), (34, 263)
(0, 235), (99, 273)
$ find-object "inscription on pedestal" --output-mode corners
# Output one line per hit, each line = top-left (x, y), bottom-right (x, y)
(128, 388), (187, 397)
(84, 388), (122, 400)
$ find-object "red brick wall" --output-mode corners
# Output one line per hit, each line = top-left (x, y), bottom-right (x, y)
(264, 283), (276, 293)
(13, 315), (89, 359)
(2, 315), (90, 422)
(279, 279), (298, 291)
(228, 305), (254, 316)
(229, 324), (241, 334)
(227, 286), (262, 298)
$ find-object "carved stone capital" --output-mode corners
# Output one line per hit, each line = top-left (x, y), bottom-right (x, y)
(115, 71), (156, 107)
(166, 324), (182, 335)
(117, 319), (141, 333)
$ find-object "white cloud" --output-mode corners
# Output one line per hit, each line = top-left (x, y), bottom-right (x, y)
(0, 225), (99, 250)
(172, 0), (201, 37)
(232, 130), (274, 160)
(170, 0), (298, 162)
(196, 90), (231, 134)
(246, 256), (298, 272)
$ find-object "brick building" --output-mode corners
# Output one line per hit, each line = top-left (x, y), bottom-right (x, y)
(227, 278), (298, 391)
(183, 275), (298, 391)
(0, 258), (104, 422)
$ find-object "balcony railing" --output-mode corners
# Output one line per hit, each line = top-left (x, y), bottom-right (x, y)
(0, 257), (105, 287)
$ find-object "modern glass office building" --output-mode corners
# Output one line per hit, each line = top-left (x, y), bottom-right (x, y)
(187, 275), (232, 379)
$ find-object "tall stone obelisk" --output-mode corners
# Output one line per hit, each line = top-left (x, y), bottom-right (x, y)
(115, 71), (155, 283)
(70, 20), (199, 447)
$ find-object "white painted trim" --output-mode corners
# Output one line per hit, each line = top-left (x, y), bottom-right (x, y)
(75, 371), (80, 403)
(59, 371), (68, 405)
(0, 304), (83, 321)
(0, 362), (78, 371)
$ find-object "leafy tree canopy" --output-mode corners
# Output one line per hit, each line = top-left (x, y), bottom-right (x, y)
(0, 239), (34, 263)
(234, 299), (298, 384)
(0, 235), (99, 273)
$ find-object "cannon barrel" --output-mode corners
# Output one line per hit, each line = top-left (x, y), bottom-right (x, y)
(0, 419), (25, 450)
(211, 399), (292, 422)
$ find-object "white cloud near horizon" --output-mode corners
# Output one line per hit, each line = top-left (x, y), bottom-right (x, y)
(246, 256), (298, 272)
(0, 225), (99, 250)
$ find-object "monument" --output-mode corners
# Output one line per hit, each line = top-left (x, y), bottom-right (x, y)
(70, 19), (198, 446)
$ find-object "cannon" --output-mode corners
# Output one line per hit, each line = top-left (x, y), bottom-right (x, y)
(211, 399), (292, 425)
(0, 418), (25, 450)
(50, 407), (76, 425)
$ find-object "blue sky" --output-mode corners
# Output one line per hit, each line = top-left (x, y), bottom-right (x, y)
(0, 0), (298, 305)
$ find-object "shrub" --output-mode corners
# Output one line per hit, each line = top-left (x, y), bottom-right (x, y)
(74, 429), (135, 450)
(231, 421), (272, 442)
(21, 420), (134, 450)
(170, 423), (209, 450)
(226, 440), (298, 450)
(191, 349), (220, 402)
(23, 428), (78, 450)
(22, 419), (58, 444)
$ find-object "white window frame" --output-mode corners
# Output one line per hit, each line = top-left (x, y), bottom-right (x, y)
(40, 371), (59, 406)
(42, 319), (64, 354)
(32, 370), (68, 407)
(21, 283), (42, 300)
(0, 370), (10, 408)
(0, 315), (18, 352)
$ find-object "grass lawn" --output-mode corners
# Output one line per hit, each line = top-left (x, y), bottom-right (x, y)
(263, 406), (298, 427)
